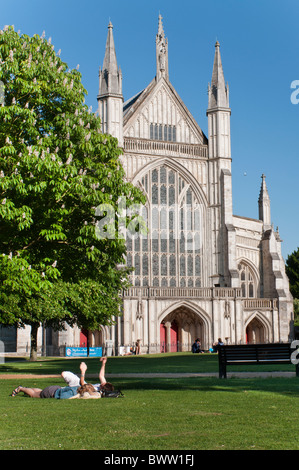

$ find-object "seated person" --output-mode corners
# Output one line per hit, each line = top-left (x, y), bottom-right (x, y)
(192, 338), (204, 353)
(212, 338), (224, 353)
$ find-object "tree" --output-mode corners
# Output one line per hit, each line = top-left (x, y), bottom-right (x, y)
(0, 26), (146, 360)
(286, 248), (299, 299)
(286, 247), (299, 326)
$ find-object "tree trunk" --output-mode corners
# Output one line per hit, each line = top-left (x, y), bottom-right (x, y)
(30, 323), (39, 361)
(87, 333), (90, 357)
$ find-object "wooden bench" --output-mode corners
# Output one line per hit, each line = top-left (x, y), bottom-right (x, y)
(218, 343), (299, 378)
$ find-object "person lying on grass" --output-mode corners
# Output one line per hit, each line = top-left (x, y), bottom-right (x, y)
(10, 356), (113, 399)
(61, 356), (114, 393)
(11, 383), (101, 399)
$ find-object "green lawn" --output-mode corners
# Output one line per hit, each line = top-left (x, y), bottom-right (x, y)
(1, 353), (299, 450)
(0, 351), (296, 375)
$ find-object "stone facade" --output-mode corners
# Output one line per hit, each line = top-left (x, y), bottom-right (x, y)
(95, 16), (293, 354)
(1, 16), (293, 356)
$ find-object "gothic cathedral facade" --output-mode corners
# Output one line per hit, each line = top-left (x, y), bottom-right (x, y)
(2, 17), (293, 355)
(95, 16), (294, 354)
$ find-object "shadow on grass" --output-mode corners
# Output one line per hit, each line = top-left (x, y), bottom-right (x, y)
(3, 375), (299, 403)
(1, 353), (296, 376)
(98, 376), (299, 399)
(0, 353), (219, 375)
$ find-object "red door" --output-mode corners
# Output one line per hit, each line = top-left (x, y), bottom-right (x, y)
(170, 321), (178, 352)
(160, 321), (178, 352)
(160, 323), (166, 352)
(80, 329), (88, 347)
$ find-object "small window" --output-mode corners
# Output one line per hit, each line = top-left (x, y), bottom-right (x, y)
(150, 123), (176, 142)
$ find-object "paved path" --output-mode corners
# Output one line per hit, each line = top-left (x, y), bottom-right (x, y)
(0, 371), (297, 379)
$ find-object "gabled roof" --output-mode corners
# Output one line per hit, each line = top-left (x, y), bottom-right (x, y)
(123, 79), (155, 120)
(123, 76), (208, 145)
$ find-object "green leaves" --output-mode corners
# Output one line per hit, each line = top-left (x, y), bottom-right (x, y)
(0, 26), (145, 351)
(286, 248), (299, 299)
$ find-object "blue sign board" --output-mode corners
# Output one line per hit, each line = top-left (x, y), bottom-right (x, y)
(65, 347), (102, 357)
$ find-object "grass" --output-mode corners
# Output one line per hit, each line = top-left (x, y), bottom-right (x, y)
(1, 353), (299, 450)
(0, 351), (296, 375)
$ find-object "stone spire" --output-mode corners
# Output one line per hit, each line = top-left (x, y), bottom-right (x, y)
(156, 14), (168, 81)
(98, 21), (122, 97)
(206, 40), (235, 288)
(208, 41), (229, 109)
(97, 22), (123, 146)
(258, 174), (271, 227)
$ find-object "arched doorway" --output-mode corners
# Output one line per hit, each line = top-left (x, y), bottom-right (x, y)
(160, 321), (178, 352)
(80, 329), (104, 348)
(246, 317), (266, 343)
(159, 304), (207, 352)
(80, 329), (88, 347)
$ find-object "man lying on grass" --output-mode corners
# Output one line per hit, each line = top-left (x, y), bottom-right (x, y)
(10, 383), (101, 399)
(62, 356), (114, 393)
(10, 357), (113, 399)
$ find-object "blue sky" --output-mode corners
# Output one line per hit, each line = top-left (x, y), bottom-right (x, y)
(2, 0), (298, 259)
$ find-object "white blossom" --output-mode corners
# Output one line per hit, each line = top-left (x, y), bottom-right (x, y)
(66, 154), (73, 165)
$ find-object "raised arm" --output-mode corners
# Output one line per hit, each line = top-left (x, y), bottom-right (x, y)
(99, 356), (107, 385)
(80, 362), (88, 386)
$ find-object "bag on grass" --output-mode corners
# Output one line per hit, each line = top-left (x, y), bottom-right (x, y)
(101, 389), (124, 398)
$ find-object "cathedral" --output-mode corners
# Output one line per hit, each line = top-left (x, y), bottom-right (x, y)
(1, 16), (294, 355)
(95, 16), (294, 354)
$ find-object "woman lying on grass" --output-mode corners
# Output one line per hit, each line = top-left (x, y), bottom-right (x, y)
(10, 383), (101, 399)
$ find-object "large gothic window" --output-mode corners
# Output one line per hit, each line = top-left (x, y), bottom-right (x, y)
(126, 165), (202, 288)
(238, 262), (256, 298)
